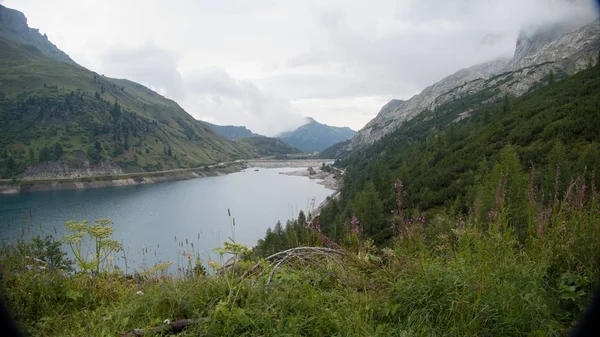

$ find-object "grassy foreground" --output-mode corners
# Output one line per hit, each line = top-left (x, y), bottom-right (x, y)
(1, 178), (598, 336)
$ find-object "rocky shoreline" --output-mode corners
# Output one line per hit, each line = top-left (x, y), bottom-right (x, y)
(278, 166), (341, 190)
(0, 164), (243, 195)
(278, 166), (344, 216)
(0, 172), (203, 195)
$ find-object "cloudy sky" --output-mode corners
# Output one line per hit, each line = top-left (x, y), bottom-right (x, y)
(3, 0), (598, 135)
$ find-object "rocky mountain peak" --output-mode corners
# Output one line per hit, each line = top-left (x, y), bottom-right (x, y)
(345, 17), (600, 152)
(0, 4), (75, 64)
(508, 20), (590, 70)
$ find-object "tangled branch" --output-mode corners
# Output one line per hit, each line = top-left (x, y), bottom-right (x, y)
(241, 246), (348, 292)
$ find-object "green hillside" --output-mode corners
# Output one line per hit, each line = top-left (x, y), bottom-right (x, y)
(0, 35), (257, 178)
(236, 135), (301, 156)
(316, 62), (600, 243)
(201, 121), (258, 140)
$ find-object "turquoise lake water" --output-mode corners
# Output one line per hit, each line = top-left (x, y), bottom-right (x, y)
(0, 167), (332, 272)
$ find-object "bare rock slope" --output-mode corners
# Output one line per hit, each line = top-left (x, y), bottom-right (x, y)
(348, 19), (600, 151)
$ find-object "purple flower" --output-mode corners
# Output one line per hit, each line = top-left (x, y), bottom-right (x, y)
(352, 225), (360, 233)
(24, 265), (32, 270)
(487, 210), (495, 222)
(351, 216), (360, 226)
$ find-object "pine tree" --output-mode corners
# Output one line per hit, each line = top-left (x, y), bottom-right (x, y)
(6, 156), (16, 175)
(353, 182), (384, 240)
(53, 143), (64, 159)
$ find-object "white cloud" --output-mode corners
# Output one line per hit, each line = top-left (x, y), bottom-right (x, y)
(182, 68), (305, 136)
(101, 44), (185, 100)
(4, 0), (599, 134)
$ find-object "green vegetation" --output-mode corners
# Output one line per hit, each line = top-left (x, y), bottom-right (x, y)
(236, 135), (301, 156)
(201, 121), (257, 140)
(0, 35), (257, 178)
(319, 63), (600, 244)
(1, 29), (599, 335)
(2, 175), (598, 335)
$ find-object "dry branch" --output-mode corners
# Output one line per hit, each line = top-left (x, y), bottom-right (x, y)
(240, 246), (348, 291)
(119, 318), (209, 336)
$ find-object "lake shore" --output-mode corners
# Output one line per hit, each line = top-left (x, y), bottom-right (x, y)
(0, 164), (242, 195)
(0, 159), (339, 195)
(278, 166), (343, 216)
(278, 167), (340, 190)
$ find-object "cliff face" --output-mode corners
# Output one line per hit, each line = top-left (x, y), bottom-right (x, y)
(0, 4), (75, 64)
(22, 160), (123, 180)
(347, 18), (600, 151)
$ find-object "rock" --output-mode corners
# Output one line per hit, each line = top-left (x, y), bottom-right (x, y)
(346, 18), (600, 152)
(0, 4), (75, 64)
(22, 160), (123, 180)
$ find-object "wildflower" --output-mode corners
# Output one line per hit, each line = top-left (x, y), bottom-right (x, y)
(164, 319), (171, 325)
(351, 216), (360, 226)
(352, 225), (360, 234)
(207, 260), (221, 270)
(24, 265), (32, 270)
(487, 210), (495, 222)
(136, 291), (144, 295)
(537, 222), (545, 237)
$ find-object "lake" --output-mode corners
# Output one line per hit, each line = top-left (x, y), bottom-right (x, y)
(0, 167), (333, 272)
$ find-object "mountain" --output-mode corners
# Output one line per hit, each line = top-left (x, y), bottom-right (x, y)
(236, 135), (301, 157)
(319, 60), (600, 244)
(201, 121), (259, 140)
(0, 5), (256, 178)
(345, 18), (600, 153)
(278, 117), (356, 153)
(0, 5), (74, 64)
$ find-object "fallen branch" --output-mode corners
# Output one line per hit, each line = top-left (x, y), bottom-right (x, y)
(240, 246), (348, 292)
(119, 318), (209, 336)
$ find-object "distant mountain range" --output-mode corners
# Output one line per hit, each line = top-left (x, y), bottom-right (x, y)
(201, 121), (258, 140)
(236, 136), (300, 156)
(278, 118), (356, 153)
(0, 4), (257, 178)
(203, 118), (356, 154)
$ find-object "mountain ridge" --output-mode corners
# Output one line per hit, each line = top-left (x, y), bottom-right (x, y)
(0, 5), (74, 64)
(200, 121), (259, 140)
(278, 117), (356, 153)
(0, 4), (257, 178)
(345, 17), (600, 153)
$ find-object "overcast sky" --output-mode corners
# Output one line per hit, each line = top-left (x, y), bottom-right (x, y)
(3, 0), (598, 135)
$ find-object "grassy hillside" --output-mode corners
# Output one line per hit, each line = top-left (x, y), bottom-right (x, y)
(318, 62), (600, 244)
(0, 35), (257, 178)
(201, 121), (258, 140)
(236, 135), (301, 156)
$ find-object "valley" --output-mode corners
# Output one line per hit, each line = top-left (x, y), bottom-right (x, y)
(1, 2), (600, 336)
